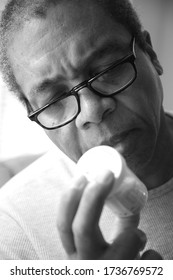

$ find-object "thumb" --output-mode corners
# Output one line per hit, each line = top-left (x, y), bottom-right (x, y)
(102, 229), (146, 260)
(141, 250), (163, 260)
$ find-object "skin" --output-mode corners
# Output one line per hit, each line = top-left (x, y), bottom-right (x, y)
(7, 0), (171, 258)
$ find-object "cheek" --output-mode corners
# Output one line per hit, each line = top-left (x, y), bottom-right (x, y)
(129, 54), (163, 130)
(44, 124), (82, 162)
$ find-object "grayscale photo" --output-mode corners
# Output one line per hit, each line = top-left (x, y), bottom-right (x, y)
(0, 0), (173, 261)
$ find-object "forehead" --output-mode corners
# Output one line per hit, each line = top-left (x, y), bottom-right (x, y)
(8, 1), (131, 98)
(9, 0), (131, 55)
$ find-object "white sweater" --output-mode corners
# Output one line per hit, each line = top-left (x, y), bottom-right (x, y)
(0, 146), (173, 259)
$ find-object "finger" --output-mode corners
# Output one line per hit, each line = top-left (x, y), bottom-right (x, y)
(102, 229), (147, 260)
(57, 175), (88, 255)
(72, 170), (115, 258)
(141, 250), (163, 260)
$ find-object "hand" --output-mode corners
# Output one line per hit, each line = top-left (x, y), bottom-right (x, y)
(57, 170), (162, 259)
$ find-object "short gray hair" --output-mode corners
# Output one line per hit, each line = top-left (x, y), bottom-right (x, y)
(0, 0), (145, 107)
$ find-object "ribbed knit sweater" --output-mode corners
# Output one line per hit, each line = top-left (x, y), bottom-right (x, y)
(0, 146), (172, 259)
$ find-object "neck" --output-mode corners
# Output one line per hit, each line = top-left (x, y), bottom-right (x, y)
(138, 111), (173, 190)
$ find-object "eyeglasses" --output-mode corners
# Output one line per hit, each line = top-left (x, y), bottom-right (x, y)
(28, 37), (137, 130)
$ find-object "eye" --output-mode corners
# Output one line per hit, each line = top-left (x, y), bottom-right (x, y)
(89, 55), (118, 78)
(90, 64), (112, 78)
(97, 68), (121, 83)
(91, 61), (135, 95)
(97, 62), (133, 84)
(54, 86), (69, 98)
(44, 85), (69, 104)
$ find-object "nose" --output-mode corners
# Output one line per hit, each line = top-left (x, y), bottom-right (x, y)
(75, 87), (116, 129)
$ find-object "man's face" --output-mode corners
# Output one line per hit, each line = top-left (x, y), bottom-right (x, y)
(8, 1), (163, 173)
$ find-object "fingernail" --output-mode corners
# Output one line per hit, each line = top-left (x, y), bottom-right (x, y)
(96, 170), (114, 185)
(72, 174), (88, 190)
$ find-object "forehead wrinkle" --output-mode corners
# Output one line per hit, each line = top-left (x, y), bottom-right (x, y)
(30, 0), (126, 60)
(31, 29), (87, 65)
(65, 36), (130, 73)
(11, 1), (131, 71)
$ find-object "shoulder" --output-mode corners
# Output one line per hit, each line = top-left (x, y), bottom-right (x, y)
(0, 147), (75, 259)
(0, 147), (76, 199)
(0, 147), (76, 215)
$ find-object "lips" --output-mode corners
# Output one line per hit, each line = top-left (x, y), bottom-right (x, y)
(99, 128), (139, 149)
(83, 128), (140, 156)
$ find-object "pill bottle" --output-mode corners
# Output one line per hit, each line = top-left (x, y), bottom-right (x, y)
(76, 145), (148, 235)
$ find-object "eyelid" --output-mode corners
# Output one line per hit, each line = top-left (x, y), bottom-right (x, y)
(49, 84), (70, 99)
(90, 59), (115, 75)
(36, 91), (64, 111)
(91, 64), (112, 76)
(90, 51), (129, 76)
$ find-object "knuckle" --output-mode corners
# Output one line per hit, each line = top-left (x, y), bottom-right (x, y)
(57, 217), (68, 233)
(72, 220), (82, 236)
(58, 188), (78, 211)
(72, 220), (90, 238)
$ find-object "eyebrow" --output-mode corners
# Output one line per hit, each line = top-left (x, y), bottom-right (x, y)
(30, 76), (64, 99)
(30, 39), (129, 98)
(94, 40), (128, 61)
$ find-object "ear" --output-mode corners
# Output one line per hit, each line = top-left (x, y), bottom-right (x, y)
(142, 30), (163, 76)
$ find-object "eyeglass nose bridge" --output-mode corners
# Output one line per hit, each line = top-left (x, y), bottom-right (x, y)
(72, 79), (92, 94)
(71, 78), (109, 99)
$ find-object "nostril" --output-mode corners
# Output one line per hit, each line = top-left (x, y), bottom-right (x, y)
(83, 121), (90, 130)
(83, 108), (113, 129)
(102, 108), (114, 120)
(75, 94), (116, 129)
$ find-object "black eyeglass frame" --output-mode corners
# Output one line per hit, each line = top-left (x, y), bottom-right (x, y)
(28, 37), (137, 130)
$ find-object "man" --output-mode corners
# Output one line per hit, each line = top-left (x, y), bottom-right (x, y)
(0, 0), (172, 259)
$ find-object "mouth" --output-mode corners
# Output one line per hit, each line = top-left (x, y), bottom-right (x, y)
(100, 129), (139, 151)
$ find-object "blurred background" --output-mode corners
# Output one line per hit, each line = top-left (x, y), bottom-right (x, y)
(0, 0), (173, 165)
